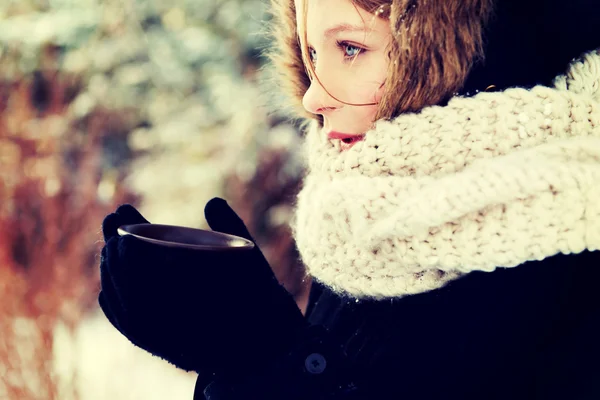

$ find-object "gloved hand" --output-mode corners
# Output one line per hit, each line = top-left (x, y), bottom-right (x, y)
(98, 198), (307, 377)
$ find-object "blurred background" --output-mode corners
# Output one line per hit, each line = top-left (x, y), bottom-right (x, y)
(0, 0), (309, 398)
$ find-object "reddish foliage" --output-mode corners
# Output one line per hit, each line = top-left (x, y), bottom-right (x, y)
(0, 56), (138, 398)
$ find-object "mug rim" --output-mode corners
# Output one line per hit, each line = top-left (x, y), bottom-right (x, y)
(117, 223), (255, 251)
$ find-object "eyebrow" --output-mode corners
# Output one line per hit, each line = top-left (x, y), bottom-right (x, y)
(323, 23), (373, 39)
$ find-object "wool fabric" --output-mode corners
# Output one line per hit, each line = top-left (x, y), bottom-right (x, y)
(292, 50), (600, 299)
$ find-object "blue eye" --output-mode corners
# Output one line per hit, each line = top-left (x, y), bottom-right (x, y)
(337, 41), (365, 60)
(309, 47), (317, 63)
(307, 42), (366, 66)
(343, 44), (360, 57)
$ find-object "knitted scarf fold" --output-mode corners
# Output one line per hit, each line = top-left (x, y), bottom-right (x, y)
(292, 50), (600, 299)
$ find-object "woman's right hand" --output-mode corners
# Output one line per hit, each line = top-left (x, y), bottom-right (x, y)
(98, 200), (306, 376)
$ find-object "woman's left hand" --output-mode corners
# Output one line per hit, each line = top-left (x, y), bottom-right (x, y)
(98, 198), (307, 376)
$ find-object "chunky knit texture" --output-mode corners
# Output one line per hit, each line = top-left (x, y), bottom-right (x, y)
(292, 50), (600, 299)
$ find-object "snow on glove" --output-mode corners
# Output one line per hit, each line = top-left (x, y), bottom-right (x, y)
(98, 198), (307, 376)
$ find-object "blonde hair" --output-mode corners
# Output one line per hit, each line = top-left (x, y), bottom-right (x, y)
(265, 0), (494, 125)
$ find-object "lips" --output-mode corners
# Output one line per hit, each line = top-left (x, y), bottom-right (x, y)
(327, 131), (365, 151)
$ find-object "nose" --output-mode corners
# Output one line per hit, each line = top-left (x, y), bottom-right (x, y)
(302, 75), (341, 116)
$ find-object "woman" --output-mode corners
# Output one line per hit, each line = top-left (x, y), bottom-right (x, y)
(98, 0), (600, 399)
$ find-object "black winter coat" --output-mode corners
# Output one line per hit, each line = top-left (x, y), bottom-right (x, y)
(195, 0), (600, 398)
(197, 251), (600, 400)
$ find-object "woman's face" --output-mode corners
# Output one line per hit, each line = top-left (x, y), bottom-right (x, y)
(296, 0), (391, 137)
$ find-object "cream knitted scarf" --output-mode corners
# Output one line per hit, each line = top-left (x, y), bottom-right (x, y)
(292, 50), (600, 299)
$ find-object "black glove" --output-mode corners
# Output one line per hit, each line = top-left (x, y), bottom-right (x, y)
(98, 198), (307, 376)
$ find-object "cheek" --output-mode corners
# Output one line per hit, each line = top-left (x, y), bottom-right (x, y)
(351, 79), (385, 103)
(352, 104), (379, 132)
(344, 82), (385, 131)
(358, 73), (386, 103)
(357, 84), (385, 124)
(373, 82), (385, 103)
(365, 105), (379, 124)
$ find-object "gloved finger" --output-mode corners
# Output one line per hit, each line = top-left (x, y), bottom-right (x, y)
(106, 235), (163, 329)
(204, 198), (275, 279)
(102, 213), (121, 243)
(102, 238), (161, 352)
(104, 235), (144, 315)
(98, 290), (126, 336)
(99, 243), (129, 332)
(115, 204), (150, 225)
(102, 204), (150, 243)
(99, 291), (150, 351)
(101, 237), (133, 317)
(204, 197), (254, 242)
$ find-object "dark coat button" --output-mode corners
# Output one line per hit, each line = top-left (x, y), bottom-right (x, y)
(305, 353), (327, 374)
